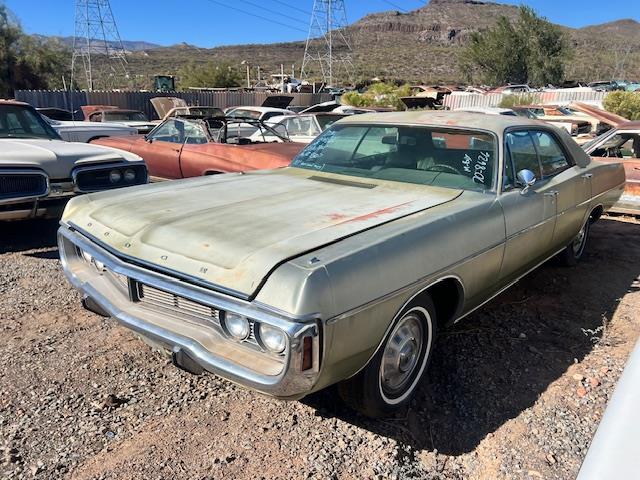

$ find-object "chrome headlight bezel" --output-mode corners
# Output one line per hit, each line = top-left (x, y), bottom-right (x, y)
(72, 163), (148, 193)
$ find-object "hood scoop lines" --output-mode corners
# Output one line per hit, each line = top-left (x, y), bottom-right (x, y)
(307, 176), (377, 189)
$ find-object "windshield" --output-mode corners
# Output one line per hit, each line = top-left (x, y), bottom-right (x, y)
(0, 105), (61, 139)
(104, 111), (148, 122)
(226, 109), (261, 120)
(316, 114), (345, 130)
(292, 124), (497, 192)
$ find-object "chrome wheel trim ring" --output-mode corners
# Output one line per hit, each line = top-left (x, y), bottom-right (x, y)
(572, 222), (588, 257)
(379, 306), (433, 405)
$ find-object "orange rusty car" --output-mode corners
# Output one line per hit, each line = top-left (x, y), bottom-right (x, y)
(91, 116), (304, 181)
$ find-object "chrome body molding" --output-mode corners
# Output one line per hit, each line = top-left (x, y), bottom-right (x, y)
(58, 224), (321, 399)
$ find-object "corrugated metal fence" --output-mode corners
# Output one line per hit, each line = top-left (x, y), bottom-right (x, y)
(14, 90), (333, 120)
(443, 90), (609, 110)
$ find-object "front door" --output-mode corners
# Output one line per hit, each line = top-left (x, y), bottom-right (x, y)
(498, 130), (557, 283)
(138, 119), (184, 180)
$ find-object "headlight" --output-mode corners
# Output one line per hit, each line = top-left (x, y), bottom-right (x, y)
(123, 169), (136, 183)
(258, 323), (286, 354)
(223, 312), (250, 340)
(109, 170), (122, 183)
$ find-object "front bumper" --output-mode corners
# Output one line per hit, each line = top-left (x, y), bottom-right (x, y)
(58, 225), (321, 399)
(0, 180), (76, 220)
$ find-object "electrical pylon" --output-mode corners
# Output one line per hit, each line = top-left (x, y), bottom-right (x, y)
(71, 0), (128, 91)
(301, 0), (354, 86)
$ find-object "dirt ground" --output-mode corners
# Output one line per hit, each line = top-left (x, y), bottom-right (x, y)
(1, 215), (639, 480)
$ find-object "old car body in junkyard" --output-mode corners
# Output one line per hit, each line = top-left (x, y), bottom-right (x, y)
(58, 111), (624, 417)
(44, 117), (138, 143)
(81, 106), (157, 134)
(582, 120), (640, 214)
(91, 116), (303, 180)
(255, 113), (348, 143)
(150, 97), (223, 122)
(0, 100), (147, 221)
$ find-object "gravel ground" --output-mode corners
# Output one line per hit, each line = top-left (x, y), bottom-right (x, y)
(1, 216), (639, 480)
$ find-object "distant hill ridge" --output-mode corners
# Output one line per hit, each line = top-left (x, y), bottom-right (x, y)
(38, 0), (640, 85)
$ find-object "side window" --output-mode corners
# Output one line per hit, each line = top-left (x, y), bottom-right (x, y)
(148, 119), (182, 143)
(183, 122), (208, 144)
(506, 131), (541, 180)
(532, 131), (570, 177)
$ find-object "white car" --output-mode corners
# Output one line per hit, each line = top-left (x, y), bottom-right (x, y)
(45, 117), (138, 143)
(0, 100), (148, 221)
(255, 113), (348, 143)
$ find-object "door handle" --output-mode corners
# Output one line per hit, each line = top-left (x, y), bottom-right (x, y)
(581, 173), (593, 179)
(544, 191), (559, 196)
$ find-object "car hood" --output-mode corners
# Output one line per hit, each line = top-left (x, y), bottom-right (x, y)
(63, 168), (462, 299)
(0, 139), (141, 179)
(569, 102), (629, 127)
(53, 121), (137, 133)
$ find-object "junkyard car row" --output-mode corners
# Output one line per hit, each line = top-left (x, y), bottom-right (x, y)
(0, 94), (634, 417)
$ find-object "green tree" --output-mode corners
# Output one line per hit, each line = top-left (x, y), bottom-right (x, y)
(603, 91), (640, 121)
(177, 62), (242, 89)
(0, 5), (67, 96)
(459, 6), (571, 87)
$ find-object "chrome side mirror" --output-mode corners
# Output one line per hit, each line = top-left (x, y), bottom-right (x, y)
(516, 169), (536, 195)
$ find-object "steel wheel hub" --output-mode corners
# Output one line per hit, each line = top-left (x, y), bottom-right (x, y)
(381, 313), (424, 395)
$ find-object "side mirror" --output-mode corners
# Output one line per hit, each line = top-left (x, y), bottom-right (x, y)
(516, 169), (536, 195)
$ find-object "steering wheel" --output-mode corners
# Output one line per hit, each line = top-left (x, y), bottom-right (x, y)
(428, 164), (461, 175)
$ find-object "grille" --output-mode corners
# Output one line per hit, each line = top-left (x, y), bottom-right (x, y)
(0, 173), (47, 201)
(138, 283), (221, 325)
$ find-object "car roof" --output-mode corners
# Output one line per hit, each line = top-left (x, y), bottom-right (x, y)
(616, 121), (640, 130)
(228, 106), (293, 114)
(337, 110), (546, 132)
(0, 99), (30, 107)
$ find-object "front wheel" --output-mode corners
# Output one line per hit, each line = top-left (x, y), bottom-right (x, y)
(558, 217), (590, 266)
(338, 296), (437, 418)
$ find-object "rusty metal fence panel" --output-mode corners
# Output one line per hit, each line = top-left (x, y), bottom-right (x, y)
(443, 90), (609, 110)
(15, 90), (333, 120)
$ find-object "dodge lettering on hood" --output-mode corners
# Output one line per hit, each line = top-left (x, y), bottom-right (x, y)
(59, 111), (625, 417)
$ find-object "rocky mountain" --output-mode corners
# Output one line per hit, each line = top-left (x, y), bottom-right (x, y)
(35, 35), (161, 52)
(61, 0), (640, 87)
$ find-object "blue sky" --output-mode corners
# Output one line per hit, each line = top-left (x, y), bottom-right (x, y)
(4, 0), (638, 47)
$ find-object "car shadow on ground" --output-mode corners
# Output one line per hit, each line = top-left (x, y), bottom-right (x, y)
(304, 218), (640, 456)
(0, 218), (60, 255)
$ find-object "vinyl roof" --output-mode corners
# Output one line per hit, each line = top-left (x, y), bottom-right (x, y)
(338, 110), (547, 132)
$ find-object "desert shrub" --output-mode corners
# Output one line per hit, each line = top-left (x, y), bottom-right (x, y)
(603, 91), (640, 120)
(498, 93), (539, 108)
(341, 82), (412, 110)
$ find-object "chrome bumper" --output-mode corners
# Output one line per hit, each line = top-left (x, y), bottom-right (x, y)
(58, 224), (321, 400)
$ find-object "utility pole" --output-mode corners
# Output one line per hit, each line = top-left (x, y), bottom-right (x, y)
(301, 0), (354, 87)
(71, 0), (128, 91)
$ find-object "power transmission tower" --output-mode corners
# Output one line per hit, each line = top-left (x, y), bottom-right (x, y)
(71, 0), (128, 91)
(301, 0), (354, 86)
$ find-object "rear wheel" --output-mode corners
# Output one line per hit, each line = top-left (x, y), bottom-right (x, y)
(338, 296), (437, 417)
(558, 217), (590, 266)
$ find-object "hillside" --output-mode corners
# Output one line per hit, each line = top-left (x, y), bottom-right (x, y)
(81, 0), (640, 87)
